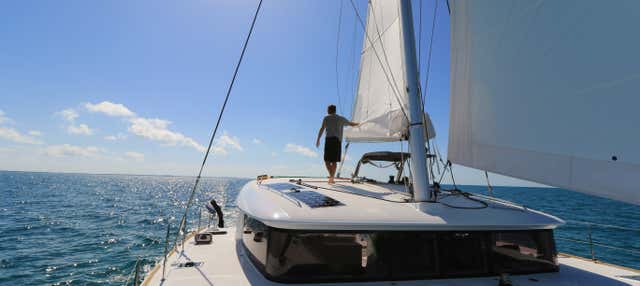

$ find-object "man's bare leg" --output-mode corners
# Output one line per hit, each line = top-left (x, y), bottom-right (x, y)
(325, 161), (332, 182)
(328, 162), (337, 184)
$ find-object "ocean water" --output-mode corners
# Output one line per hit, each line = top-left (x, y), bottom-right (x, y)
(0, 171), (637, 285)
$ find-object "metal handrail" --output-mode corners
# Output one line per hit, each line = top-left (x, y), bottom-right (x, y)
(558, 220), (639, 262)
(161, 222), (171, 282)
(124, 257), (142, 286)
(565, 219), (640, 232)
(133, 258), (141, 286)
(556, 236), (640, 256)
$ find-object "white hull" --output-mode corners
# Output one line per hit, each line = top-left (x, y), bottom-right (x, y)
(142, 227), (639, 286)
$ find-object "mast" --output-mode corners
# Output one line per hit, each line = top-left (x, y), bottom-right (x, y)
(399, 0), (433, 202)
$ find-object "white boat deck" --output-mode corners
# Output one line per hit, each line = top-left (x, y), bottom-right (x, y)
(142, 227), (640, 286)
(236, 178), (563, 230)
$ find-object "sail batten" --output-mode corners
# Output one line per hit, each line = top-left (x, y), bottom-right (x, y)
(448, 0), (640, 205)
(345, 0), (409, 142)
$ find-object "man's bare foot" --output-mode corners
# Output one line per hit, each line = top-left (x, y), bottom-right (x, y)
(328, 178), (335, 184)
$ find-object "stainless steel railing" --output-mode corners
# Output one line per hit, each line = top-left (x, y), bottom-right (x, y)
(556, 220), (640, 262)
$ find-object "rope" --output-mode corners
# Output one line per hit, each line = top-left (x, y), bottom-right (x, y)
(173, 0), (263, 247)
(335, 0), (344, 114)
(437, 188), (489, 209)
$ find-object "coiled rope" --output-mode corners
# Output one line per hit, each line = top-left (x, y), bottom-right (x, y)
(173, 0), (263, 247)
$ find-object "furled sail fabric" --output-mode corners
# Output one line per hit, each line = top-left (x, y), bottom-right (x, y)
(448, 0), (640, 204)
(344, 0), (409, 142)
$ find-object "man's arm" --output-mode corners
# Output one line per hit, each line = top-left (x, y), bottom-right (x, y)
(316, 124), (325, 148)
(341, 115), (360, 127)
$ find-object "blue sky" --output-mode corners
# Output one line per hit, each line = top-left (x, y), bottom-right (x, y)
(0, 0), (539, 186)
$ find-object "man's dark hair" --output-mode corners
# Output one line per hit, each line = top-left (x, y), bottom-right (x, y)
(327, 105), (336, 114)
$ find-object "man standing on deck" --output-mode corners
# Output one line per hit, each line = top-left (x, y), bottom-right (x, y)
(316, 104), (359, 184)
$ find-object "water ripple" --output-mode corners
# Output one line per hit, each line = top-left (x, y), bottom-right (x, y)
(0, 171), (246, 286)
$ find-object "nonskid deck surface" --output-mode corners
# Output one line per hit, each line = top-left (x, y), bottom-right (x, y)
(143, 227), (640, 286)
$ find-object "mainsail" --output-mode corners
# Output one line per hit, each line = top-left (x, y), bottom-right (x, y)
(344, 0), (409, 142)
(448, 0), (640, 204)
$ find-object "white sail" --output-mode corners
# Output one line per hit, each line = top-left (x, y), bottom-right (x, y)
(344, 0), (409, 142)
(448, 0), (640, 204)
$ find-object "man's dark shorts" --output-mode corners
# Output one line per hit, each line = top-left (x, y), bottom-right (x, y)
(324, 137), (341, 162)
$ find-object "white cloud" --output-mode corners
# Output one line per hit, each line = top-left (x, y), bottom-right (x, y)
(271, 152), (278, 157)
(206, 132), (244, 156)
(57, 108), (92, 136)
(124, 151), (144, 161)
(284, 143), (318, 158)
(128, 117), (205, 152)
(57, 108), (79, 122)
(44, 144), (102, 157)
(216, 132), (243, 152)
(28, 130), (43, 136)
(104, 133), (127, 141)
(0, 110), (12, 124)
(0, 127), (43, 145)
(252, 138), (262, 144)
(67, 123), (94, 135)
(85, 101), (135, 117)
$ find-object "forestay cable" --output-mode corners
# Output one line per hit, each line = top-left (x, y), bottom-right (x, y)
(174, 0), (263, 245)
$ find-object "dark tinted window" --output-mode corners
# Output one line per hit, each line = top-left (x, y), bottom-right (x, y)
(242, 216), (269, 268)
(266, 230), (388, 282)
(439, 232), (488, 276)
(491, 230), (558, 274)
(379, 232), (438, 278)
(241, 225), (558, 283)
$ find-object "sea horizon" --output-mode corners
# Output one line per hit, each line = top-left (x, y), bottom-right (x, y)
(1, 170), (637, 285)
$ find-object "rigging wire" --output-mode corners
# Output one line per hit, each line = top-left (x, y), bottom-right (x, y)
(424, 0), (440, 174)
(348, 0), (409, 122)
(484, 171), (494, 197)
(365, 1), (410, 120)
(415, 0), (440, 182)
(173, 0), (263, 247)
(418, 0), (423, 66)
(335, 0), (344, 114)
(348, 7), (359, 115)
(421, 0), (439, 109)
